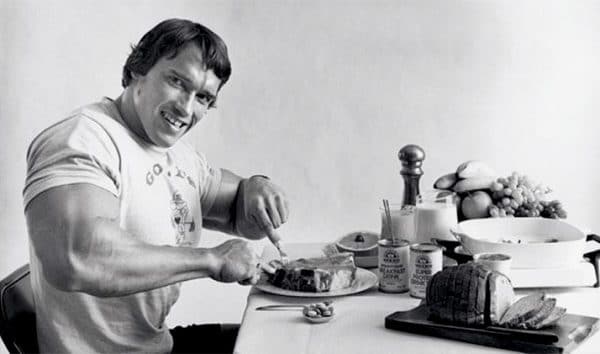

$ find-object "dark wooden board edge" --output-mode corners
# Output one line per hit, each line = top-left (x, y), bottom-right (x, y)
(385, 305), (600, 354)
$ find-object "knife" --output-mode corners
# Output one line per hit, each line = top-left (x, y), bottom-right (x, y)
(255, 304), (306, 311)
(256, 301), (333, 311)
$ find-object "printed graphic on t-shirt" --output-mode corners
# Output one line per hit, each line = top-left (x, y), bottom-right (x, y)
(146, 163), (197, 190)
(170, 192), (196, 246)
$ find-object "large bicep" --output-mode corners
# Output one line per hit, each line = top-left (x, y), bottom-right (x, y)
(202, 169), (242, 231)
(26, 183), (120, 265)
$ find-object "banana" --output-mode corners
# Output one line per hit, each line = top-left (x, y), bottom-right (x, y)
(453, 176), (495, 193)
(456, 160), (496, 179)
(433, 172), (459, 190)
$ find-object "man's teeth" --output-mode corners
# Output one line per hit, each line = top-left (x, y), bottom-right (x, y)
(161, 111), (186, 128)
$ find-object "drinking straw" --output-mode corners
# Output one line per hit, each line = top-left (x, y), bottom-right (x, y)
(382, 199), (395, 243)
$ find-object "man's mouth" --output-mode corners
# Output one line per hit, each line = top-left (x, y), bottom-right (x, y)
(161, 110), (187, 129)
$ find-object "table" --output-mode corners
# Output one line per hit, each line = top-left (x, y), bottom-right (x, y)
(233, 243), (600, 354)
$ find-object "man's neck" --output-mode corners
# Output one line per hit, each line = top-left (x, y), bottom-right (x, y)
(114, 90), (148, 143)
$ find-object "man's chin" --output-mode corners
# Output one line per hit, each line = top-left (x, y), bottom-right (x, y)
(150, 133), (181, 148)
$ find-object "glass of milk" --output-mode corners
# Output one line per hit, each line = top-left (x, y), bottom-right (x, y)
(380, 203), (416, 243)
(414, 190), (458, 243)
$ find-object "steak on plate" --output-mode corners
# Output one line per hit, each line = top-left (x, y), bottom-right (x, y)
(267, 253), (357, 292)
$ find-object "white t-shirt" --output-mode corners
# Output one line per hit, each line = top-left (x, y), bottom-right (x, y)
(23, 97), (223, 353)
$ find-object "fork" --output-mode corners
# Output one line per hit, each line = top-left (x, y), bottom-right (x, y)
(274, 241), (289, 264)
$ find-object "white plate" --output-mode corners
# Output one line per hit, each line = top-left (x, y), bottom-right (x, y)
(255, 268), (378, 298)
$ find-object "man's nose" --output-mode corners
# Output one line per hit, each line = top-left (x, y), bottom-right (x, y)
(174, 92), (194, 117)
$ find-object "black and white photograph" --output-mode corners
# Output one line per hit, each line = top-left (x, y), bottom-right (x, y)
(1, 1), (600, 353)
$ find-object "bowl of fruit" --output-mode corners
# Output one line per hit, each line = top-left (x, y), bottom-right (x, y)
(433, 160), (567, 221)
(434, 160), (581, 268)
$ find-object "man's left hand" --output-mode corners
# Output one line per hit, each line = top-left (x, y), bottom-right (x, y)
(235, 176), (289, 243)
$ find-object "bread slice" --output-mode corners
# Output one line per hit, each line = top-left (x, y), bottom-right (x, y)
(487, 272), (514, 325)
(499, 292), (545, 327)
(518, 297), (557, 329)
(452, 264), (468, 324)
(474, 264), (491, 326)
(534, 306), (566, 329)
(456, 264), (474, 325)
(428, 265), (453, 322)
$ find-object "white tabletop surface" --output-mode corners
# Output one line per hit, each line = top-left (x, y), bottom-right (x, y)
(233, 243), (600, 354)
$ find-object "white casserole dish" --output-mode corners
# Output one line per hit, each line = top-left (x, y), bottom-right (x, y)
(451, 217), (586, 269)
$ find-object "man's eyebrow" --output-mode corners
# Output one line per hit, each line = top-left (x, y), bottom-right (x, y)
(168, 69), (217, 100)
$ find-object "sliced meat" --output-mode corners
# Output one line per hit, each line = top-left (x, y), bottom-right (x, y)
(499, 292), (545, 327)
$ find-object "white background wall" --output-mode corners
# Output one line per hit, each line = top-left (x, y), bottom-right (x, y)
(2, 0), (600, 352)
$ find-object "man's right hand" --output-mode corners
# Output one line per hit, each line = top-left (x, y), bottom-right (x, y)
(209, 239), (260, 285)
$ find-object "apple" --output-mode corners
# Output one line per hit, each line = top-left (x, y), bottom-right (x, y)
(461, 191), (493, 219)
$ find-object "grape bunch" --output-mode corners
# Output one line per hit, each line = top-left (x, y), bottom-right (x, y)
(487, 172), (567, 219)
(540, 200), (568, 219)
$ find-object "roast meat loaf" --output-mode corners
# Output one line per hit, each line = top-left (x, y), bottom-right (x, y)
(426, 263), (514, 326)
(426, 263), (566, 329)
(267, 253), (357, 292)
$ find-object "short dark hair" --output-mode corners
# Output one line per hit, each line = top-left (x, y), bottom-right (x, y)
(121, 18), (232, 88)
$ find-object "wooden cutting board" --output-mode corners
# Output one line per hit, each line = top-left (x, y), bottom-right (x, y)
(385, 305), (599, 353)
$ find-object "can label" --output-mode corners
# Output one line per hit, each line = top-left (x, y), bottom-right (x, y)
(409, 243), (442, 298)
(378, 239), (410, 293)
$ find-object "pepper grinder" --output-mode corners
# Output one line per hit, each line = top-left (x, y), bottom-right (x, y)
(398, 144), (425, 207)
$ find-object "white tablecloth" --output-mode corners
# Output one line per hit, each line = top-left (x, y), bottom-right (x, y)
(233, 243), (600, 354)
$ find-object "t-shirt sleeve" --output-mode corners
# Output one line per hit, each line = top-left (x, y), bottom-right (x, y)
(195, 151), (223, 217)
(23, 116), (121, 210)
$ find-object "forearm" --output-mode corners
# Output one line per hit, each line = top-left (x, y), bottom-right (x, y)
(70, 218), (217, 297)
(29, 213), (218, 297)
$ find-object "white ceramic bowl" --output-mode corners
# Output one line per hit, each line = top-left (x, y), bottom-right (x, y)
(452, 217), (586, 269)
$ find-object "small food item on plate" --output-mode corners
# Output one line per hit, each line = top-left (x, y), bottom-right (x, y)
(426, 264), (566, 329)
(302, 302), (335, 318)
(267, 253), (357, 292)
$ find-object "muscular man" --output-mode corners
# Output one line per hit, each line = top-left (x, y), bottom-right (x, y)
(23, 18), (288, 353)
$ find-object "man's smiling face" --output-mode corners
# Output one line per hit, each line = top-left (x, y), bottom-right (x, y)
(129, 43), (222, 148)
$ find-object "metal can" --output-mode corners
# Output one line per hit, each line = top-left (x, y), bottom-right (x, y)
(378, 239), (410, 293)
(409, 243), (443, 298)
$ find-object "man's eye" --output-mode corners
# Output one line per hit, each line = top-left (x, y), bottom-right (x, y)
(196, 94), (214, 107)
(168, 76), (184, 87)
